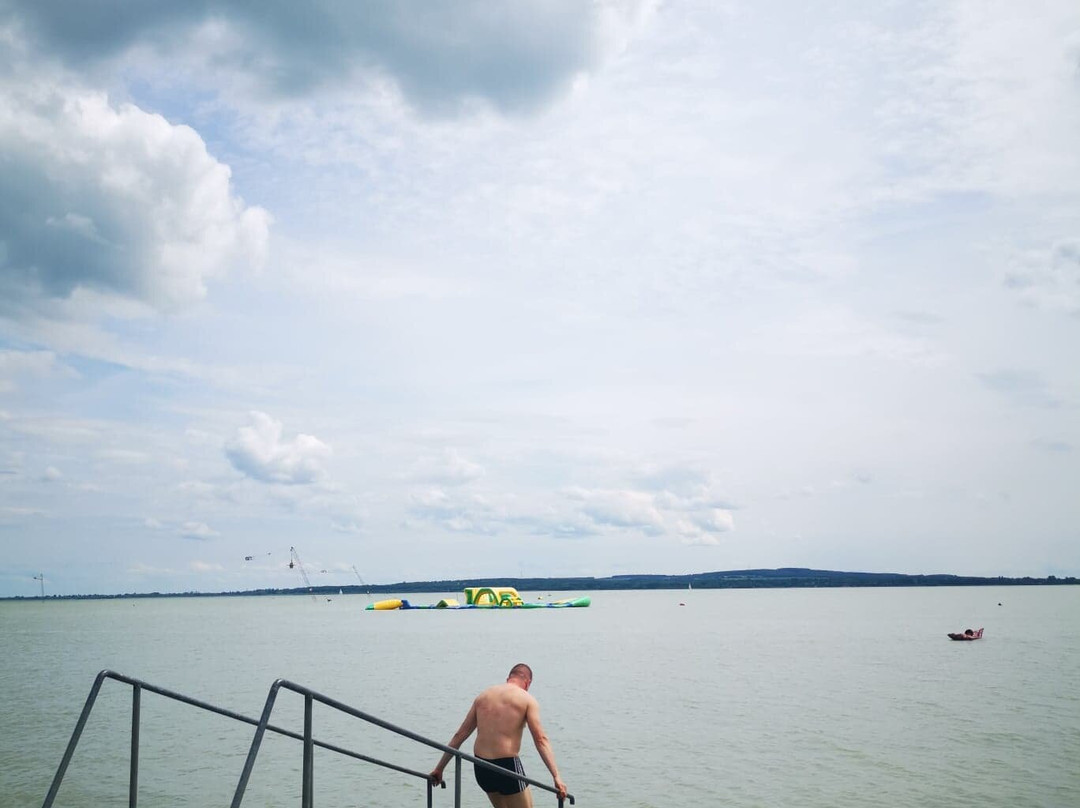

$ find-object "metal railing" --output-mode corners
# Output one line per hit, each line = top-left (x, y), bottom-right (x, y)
(42, 670), (574, 808)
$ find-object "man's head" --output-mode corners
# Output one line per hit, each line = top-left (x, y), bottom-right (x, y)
(507, 663), (533, 689)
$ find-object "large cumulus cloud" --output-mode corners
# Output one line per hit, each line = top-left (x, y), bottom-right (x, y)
(225, 412), (331, 484)
(3, 0), (648, 112)
(0, 73), (270, 314)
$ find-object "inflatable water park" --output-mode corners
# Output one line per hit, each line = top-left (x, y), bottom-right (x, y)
(366, 586), (591, 610)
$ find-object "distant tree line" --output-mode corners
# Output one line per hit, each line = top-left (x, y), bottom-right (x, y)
(3, 567), (1077, 600)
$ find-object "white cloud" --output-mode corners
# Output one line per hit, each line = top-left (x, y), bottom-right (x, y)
(977, 369), (1068, 410)
(0, 349), (78, 392)
(176, 480), (217, 498)
(1, 505), (45, 517)
(681, 533), (726, 548)
(403, 448), (485, 485)
(41, 465), (62, 481)
(179, 521), (219, 540)
(689, 509), (736, 538)
(127, 562), (176, 576)
(766, 306), (947, 365)
(8, 417), (101, 443)
(99, 449), (151, 464)
(406, 487), (499, 534)
(225, 411), (331, 484)
(509, 507), (601, 539)
(1005, 238), (1080, 315)
(569, 487), (666, 534)
(331, 520), (364, 534)
(0, 71), (270, 316)
(567, 485), (736, 542)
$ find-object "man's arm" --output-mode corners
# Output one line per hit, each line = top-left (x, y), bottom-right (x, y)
(525, 698), (567, 800)
(429, 701), (478, 785)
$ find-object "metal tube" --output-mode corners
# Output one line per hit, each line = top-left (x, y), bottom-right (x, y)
(302, 693), (314, 808)
(42, 671), (107, 808)
(230, 681), (283, 808)
(106, 672), (416, 778)
(129, 684), (141, 808)
(454, 754), (461, 808)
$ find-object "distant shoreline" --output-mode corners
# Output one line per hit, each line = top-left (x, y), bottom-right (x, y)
(3, 567), (1077, 601)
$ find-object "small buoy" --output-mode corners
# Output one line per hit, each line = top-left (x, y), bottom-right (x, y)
(679, 602), (686, 606)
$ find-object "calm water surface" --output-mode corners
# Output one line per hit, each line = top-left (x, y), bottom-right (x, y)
(2, 587), (1078, 807)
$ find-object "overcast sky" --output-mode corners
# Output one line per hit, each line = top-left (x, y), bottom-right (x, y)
(2, 0), (1078, 596)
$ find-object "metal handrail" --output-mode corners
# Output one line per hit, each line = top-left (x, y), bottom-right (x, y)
(42, 670), (575, 808)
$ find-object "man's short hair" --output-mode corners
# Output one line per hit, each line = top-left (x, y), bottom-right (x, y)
(509, 663), (533, 682)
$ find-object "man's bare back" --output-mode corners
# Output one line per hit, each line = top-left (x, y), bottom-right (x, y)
(429, 664), (568, 806)
(472, 682), (535, 758)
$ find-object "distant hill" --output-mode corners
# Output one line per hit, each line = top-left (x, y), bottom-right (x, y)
(346, 567), (1077, 594)
(5, 567), (1076, 600)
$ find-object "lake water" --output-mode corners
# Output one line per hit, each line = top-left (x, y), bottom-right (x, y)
(2, 587), (1078, 807)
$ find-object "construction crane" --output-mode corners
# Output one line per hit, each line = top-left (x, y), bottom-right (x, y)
(352, 565), (370, 595)
(288, 547), (317, 602)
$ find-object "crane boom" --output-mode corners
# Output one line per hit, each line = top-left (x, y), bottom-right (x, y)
(352, 565), (370, 595)
(288, 546), (317, 601)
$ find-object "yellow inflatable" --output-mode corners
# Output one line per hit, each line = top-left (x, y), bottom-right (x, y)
(465, 587), (524, 607)
(366, 588), (590, 610)
(371, 598), (403, 610)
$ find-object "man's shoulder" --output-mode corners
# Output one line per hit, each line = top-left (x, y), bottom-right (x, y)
(513, 687), (538, 709)
(475, 683), (512, 703)
(477, 683), (534, 705)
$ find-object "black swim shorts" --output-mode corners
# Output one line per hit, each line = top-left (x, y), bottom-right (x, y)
(474, 756), (527, 795)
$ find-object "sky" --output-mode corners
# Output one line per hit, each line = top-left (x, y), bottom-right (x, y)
(1, 0), (1079, 597)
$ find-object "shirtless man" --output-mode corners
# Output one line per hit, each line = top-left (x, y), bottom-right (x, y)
(428, 663), (568, 807)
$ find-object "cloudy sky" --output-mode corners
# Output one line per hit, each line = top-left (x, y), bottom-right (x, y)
(1, 0), (1078, 596)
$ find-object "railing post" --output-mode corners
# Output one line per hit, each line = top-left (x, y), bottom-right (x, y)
(42, 671), (108, 808)
(129, 683), (141, 808)
(230, 682), (283, 808)
(454, 755), (461, 808)
(302, 693), (314, 808)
